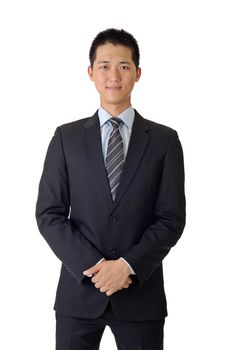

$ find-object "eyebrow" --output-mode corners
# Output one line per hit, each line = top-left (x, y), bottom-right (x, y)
(96, 61), (109, 64)
(96, 60), (131, 65)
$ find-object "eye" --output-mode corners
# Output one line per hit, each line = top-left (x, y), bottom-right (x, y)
(120, 65), (129, 70)
(99, 65), (108, 70)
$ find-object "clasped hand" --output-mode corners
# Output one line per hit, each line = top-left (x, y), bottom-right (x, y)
(83, 259), (132, 296)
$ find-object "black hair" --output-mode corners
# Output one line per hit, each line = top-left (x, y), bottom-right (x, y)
(89, 28), (140, 69)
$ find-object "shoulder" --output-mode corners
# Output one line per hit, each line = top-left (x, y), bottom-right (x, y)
(146, 118), (176, 134)
(58, 117), (91, 133)
(54, 111), (98, 138)
(135, 110), (178, 139)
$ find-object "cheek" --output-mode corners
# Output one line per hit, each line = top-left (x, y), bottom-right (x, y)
(125, 79), (135, 89)
(93, 72), (106, 83)
(94, 78), (105, 90)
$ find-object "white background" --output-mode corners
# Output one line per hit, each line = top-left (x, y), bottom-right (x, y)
(0, 0), (233, 349)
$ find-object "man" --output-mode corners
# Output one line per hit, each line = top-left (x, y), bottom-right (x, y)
(36, 28), (186, 350)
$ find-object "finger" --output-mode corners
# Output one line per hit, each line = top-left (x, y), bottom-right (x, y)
(127, 277), (132, 284)
(91, 275), (99, 283)
(91, 272), (103, 283)
(106, 289), (115, 296)
(83, 265), (101, 276)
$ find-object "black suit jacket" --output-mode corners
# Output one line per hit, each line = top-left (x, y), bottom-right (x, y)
(35, 110), (186, 321)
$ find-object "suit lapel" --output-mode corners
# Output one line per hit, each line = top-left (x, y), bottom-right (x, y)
(83, 110), (151, 214)
(83, 111), (113, 210)
(110, 110), (150, 213)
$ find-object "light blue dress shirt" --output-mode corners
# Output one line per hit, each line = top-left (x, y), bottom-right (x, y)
(98, 105), (135, 161)
(87, 106), (136, 277)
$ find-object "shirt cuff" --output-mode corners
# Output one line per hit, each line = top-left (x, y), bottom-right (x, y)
(86, 258), (105, 277)
(120, 257), (136, 275)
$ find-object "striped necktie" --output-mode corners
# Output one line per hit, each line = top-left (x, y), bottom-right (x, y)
(105, 118), (124, 201)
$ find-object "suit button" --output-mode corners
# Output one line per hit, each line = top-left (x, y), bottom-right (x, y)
(109, 216), (117, 223)
(109, 248), (117, 253)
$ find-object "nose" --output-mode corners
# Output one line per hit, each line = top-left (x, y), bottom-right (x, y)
(108, 67), (121, 82)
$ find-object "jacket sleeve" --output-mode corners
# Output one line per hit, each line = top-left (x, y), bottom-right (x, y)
(122, 130), (186, 286)
(35, 127), (103, 284)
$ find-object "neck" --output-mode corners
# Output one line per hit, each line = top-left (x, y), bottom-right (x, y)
(100, 101), (131, 117)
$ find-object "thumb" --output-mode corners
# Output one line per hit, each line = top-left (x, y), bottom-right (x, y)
(83, 264), (101, 276)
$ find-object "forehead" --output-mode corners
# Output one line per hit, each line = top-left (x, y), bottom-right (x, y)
(95, 43), (133, 63)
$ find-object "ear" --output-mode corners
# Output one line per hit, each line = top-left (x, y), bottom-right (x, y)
(135, 67), (141, 82)
(88, 66), (94, 81)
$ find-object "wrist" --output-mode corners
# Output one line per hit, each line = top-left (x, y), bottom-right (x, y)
(117, 258), (131, 275)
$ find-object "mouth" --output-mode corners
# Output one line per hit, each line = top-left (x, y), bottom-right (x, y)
(106, 86), (122, 90)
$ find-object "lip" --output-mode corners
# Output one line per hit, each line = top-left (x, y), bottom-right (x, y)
(106, 86), (122, 89)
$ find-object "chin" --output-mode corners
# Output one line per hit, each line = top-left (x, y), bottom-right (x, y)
(104, 98), (123, 105)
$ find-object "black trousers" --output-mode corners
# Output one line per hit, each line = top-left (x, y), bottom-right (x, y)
(56, 301), (165, 350)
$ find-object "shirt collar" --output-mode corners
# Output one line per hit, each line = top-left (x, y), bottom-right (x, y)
(98, 106), (135, 129)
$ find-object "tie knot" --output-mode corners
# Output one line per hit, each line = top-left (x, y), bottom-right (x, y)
(109, 117), (122, 128)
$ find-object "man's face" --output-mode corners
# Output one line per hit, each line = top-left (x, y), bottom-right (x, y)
(88, 43), (141, 111)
